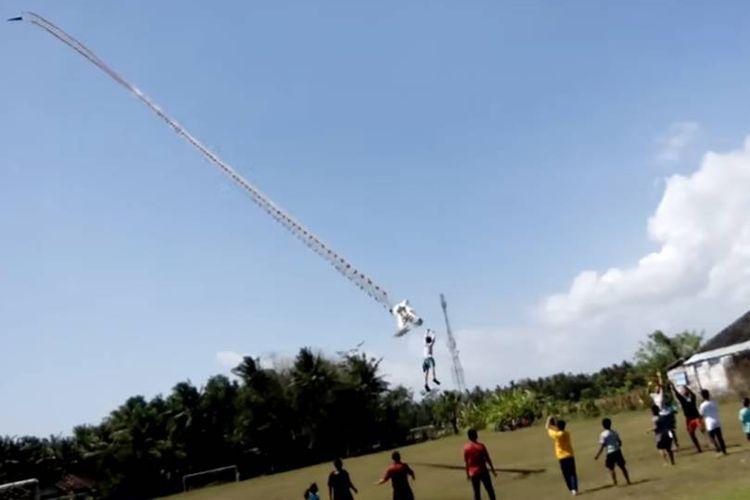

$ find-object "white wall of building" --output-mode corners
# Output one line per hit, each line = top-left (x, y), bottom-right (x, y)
(668, 356), (734, 395)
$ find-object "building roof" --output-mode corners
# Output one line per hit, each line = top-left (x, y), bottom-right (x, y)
(698, 309), (750, 353)
(684, 339), (750, 365)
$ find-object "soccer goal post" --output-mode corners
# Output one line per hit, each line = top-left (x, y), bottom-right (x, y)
(0, 479), (40, 500)
(182, 465), (239, 492)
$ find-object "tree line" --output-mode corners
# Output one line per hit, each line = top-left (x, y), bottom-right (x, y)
(0, 330), (702, 498)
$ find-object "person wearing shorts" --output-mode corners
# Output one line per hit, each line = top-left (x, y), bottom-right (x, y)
(652, 405), (675, 465)
(672, 383), (704, 453)
(422, 330), (440, 392)
(594, 418), (631, 486)
(649, 381), (679, 451)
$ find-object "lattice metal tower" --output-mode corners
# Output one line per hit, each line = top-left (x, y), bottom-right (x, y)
(440, 293), (467, 392)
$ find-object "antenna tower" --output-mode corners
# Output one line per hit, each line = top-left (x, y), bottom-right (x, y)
(440, 293), (467, 392)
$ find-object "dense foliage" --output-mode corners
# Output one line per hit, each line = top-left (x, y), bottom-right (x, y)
(0, 330), (702, 498)
(0, 349), (431, 499)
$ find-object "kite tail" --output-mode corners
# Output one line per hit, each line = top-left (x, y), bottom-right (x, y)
(16, 11), (394, 310)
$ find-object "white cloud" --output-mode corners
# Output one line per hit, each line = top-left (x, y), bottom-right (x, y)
(543, 136), (750, 327)
(656, 121), (700, 162)
(215, 350), (245, 369)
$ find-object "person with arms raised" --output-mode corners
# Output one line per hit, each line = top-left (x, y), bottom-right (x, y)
(672, 383), (704, 452)
(546, 416), (579, 496)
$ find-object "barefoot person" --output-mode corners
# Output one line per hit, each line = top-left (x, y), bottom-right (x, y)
(328, 459), (358, 500)
(422, 329), (440, 392)
(376, 451), (415, 500)
(651, 405), (675, 465)
(649, 379), (679, 450)
(594, 418), (631, 486)
(700, 390), (727, 455)
(464, 429), (497, 500)
(546, 417), (579, 496)
(672, 383), (704, 453)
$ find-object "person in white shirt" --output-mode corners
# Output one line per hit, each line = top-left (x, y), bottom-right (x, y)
(699, 389), (727, 455)
(422, 329), (440, 392)
(594, 418), (631, 486)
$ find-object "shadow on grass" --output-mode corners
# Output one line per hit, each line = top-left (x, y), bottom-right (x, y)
(677, 442), (745, 454)
(413, 462), (545, 479)
(677, 443), (750, 457)
(578, 478), (656, 495)
(578, 478), (658, 496)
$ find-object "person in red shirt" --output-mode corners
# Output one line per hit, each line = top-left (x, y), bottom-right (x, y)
(464, 429), (497, 500)
(376, 451), (415, 500)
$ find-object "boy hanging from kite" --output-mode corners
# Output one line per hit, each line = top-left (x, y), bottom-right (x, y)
(423, 329), (440, 392)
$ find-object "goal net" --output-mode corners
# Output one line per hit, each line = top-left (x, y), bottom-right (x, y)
(182, 465), (239, 492)
(0, 479), (40, 500)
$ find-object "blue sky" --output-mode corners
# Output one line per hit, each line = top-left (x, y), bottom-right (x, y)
(3, 1), (750, 436)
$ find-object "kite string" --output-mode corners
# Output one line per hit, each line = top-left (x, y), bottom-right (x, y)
(23, 11), (393, 309)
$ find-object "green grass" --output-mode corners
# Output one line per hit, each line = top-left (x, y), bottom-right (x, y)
(167, 404), (750, 500)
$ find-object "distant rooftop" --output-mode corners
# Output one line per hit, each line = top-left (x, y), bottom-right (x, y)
(698, 309), (750, 353)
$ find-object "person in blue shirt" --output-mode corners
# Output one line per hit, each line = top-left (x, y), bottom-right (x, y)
(304, 483), (320, 500)
(739, 397), (750, 441)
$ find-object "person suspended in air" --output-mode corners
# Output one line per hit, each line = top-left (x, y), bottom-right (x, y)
(392, 300), (423, 337)
(423, 329), (440, 392)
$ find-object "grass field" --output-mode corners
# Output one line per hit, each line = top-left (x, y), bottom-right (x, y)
(168, 404), (750, 500)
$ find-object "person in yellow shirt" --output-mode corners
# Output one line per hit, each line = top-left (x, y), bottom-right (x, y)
(546, 416), (578, 496)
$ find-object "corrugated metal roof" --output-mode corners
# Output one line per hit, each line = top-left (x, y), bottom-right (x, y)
(684, 339), (750, 365)
(698, 309), (750, 353)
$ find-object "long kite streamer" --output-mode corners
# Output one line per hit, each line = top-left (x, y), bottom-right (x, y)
(13, 12), (397, 311)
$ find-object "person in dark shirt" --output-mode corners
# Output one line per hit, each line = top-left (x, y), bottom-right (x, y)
(651, 405), (675, 465)
(328, 458), (358, 500)
(377, 451), (415, 500)
(672, 383), (704, 453)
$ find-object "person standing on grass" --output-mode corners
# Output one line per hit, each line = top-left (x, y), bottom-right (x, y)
(463, 429), (497, 500)
(546, 416), (579, 496)
(740, 397), (750, 441)
(328, 458), (358, 500)
(699, 389), (728, 455)
(649, 379), (679, 450)
(672, 383), (704, 452)
(376, 451), (415, 500)
(304, 483), (321, 500)
(594, 418), (631, 486)
(651, 405), (675, 465)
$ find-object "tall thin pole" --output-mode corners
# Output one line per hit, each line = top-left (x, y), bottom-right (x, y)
(440, 294), (467, 392)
